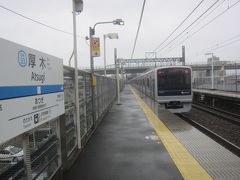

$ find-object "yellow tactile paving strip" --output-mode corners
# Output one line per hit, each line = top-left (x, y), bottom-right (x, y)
(130, 87), (212, 180)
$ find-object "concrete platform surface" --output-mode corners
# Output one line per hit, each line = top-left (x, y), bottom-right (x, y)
(64, 86), (182, 180)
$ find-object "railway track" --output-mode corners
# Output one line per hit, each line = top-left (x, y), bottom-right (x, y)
(177, 113), (240, 157)
(192, 103), (240, 126)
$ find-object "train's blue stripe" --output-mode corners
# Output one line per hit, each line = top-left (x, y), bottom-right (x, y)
(0, 84), (64, 100)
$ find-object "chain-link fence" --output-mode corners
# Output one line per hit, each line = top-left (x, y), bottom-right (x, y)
(0, 66), (121, 180)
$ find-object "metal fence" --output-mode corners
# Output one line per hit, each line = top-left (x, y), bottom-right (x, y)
(193, 75), (240, 92)
(0, 66), (121, 180)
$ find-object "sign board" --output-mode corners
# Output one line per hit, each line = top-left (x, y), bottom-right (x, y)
(0, 38), (64, 144)
(91, 37), (100, 57)
(92, 75), (97, 86)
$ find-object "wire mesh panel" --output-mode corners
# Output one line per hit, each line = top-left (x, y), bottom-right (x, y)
(65, 110), (76, 157)
(78, 75), (87, 139)
(193, 75), (240, 92)
(95, 76), (101, 120)
(64, 78), (75, 111)
(0, 66), (120, 180)
(99, 77), (104, 116)
(64, 68), (77, 156)
(30, 120), (60, 180)
(85, 75), (93, 131)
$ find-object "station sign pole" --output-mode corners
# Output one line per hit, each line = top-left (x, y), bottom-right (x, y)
(182, 46), (185, 66)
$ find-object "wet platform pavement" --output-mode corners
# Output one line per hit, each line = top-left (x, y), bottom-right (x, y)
(64, 85), (240, 180)
(64, 86), (182, 180)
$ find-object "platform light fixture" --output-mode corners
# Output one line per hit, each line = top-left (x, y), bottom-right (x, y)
(104, 33), (119, 76)
(90, 19), (124, 36)
(113, 19), (125, 25)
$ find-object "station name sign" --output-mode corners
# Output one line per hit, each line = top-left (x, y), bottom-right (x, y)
(0, 38), (64, 144)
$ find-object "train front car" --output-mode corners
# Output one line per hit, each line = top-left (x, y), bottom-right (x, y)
(156, 66), (192, 113)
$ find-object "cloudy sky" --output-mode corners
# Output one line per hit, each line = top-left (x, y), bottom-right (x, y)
(0, 0), (240, 68)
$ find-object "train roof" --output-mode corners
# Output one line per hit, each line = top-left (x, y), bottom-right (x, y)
(130, 66), (191, 81)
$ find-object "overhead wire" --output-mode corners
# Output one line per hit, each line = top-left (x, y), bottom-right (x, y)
(164, 35), (240, 58)
(202, 34), (240, 52)
(0, 5), (85, 39)
(131, 0), (146, 59)
(206, 38), (240, 51)
(156, 0), (221, 54)
(159, 0), (226, 56)
(194, 34), (240, 55)
(187, 0), (226, 35)
(153, 0), (206, 52)
(187, 38), (240, 61)
(187, 0), (240, 39)
(162, 0), (240, 56)
(161, 35), (189, 56)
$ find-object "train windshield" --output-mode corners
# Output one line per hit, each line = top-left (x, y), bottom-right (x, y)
(157, 68), (191, 96)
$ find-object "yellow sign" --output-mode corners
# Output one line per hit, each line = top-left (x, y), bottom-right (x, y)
(92, 75), (97, 86)
(91, 37), (100, 57)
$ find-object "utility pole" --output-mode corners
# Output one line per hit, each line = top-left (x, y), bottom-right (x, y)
(182, 46), (185, 66)
(89, 27), (96, 128)
(72, 0), (83, 149)
(211, 53), (214, 90)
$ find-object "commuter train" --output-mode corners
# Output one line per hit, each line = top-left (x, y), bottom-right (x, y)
(131, 66), (192, 113)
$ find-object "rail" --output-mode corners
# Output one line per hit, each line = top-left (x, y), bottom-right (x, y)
(177, 113), (240, 157)
(192, 103), (240, 126)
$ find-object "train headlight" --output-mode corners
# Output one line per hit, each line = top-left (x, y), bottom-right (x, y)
(184, 69), (190, 75)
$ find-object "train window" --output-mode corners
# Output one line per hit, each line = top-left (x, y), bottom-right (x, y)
(157, 68), (191, 96)
(147, 78), (150, 87)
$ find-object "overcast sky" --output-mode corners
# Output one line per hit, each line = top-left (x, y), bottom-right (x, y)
(0, 0), (240, 68)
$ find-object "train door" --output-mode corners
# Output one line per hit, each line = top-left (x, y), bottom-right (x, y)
(142, 78), (144, 94)
(154, 69), (158, 100)
(147, 77), (149, 96)
(145, 77), (148, 95)
(149, 76), (152, 98)
(152, 77), (155, 99)
(143, 78), (145, 93)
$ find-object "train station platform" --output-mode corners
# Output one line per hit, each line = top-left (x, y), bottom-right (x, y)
(64, 86), (240, 180)
(193, 88), (240, 101)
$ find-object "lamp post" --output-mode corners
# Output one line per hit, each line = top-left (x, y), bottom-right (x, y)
(205, 52), (214, 90)
(114, 48), (121, 105)
(89, 19), (124, 125)
(103, 33), (119, 76)
(72, 0), (83, 149)
(89, 19), (124, 76)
